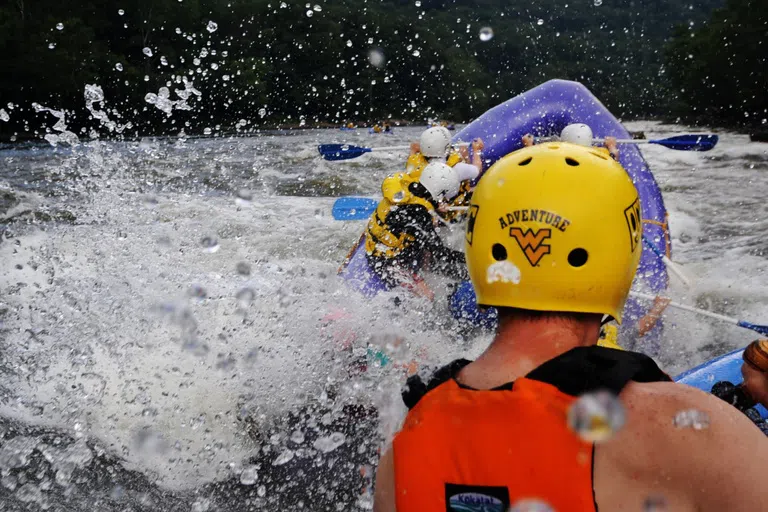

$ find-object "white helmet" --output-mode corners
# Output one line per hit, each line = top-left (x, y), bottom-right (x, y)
(420, 126), (452, 158)
(419, 162), (460, 201)
(560, 123), (594, 147)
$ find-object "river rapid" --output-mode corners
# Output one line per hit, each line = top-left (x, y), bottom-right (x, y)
(0, 122), (767, 509)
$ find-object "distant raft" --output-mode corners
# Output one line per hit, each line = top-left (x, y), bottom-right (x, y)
(339, 79), (670, 331)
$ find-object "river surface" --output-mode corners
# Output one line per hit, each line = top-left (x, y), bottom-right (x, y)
(0, 122), (767, 509)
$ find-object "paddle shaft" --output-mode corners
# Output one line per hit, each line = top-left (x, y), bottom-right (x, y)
(368, 142), (470, 152)
(630, 291), (741, 325)
(642, 236), (692, 287)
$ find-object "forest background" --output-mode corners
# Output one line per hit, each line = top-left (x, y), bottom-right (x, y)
(0, 0), (765, 139)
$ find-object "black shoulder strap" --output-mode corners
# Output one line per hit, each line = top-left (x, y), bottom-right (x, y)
(402, 359), (471, 410)
(526, 346), (671, 397)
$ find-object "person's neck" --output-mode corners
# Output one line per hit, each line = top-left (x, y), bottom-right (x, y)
(457, 311), (601, 390)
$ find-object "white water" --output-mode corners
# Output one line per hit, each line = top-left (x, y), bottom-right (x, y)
(1, 123), (767, 495)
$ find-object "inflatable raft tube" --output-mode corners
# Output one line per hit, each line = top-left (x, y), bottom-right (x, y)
(339, 80), (670, 327)
(675, 346), (768, 419)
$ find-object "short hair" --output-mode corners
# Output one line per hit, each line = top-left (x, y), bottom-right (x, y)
(495, 306), (601, 326)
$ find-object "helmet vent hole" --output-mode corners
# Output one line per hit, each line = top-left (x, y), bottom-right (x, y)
(492, 243), (508, 261)
(568, 248), (589, 267)
(565, 157), (580, 167)
(518, 157), (533, 166)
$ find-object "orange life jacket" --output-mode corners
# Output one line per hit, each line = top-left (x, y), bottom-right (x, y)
(392, 346), (670, 512)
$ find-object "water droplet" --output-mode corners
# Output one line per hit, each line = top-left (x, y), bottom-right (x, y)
(235, 262), (252, 276)
(206, 21), (218, 33)
(48, 42), (56, 49)
(594, 0), (603, 5)
(56, 23), (64, 30)
(673, 409), (710, 430)
(272, 449), (295, 466)
(412, 49), (420, 57)
(211, 63), (219, 70)
(313, 432), (345, 453)
(258, 108), (267, 118)
(567, 390), (625, 442)
(415, 0), (422, 5)
(0, 109), (8, 122)
(257, 484), (267, 497)
(203, 127), (212, 135)
(115, 63), (123, 71)
(245, 346), (259, 364)
(235, 189), (253, 206)
(313, 4), (322, 11)
(187, 285), (207, 300)
(118, 9), (125, 15)
(142, 47), (153, 57)
(537, 18), (544, 25)
(192, 498), (211, 512)
(175, 27), (182, 34)
(306, 10), (313, 17)
(200, 237), (220, 253)
(346, 40), (353, 47)
(368, 49), (386, 68)
(280, 1), (287, 7)
(160, 56), (168, 66)
(643, 495), (668, 511)
(510, 499), (555, 512)
(240, 465), (258, 485)
(290, 430), (305, 444)
(236, 288), (255, 307)
(479, 27), (494, 41)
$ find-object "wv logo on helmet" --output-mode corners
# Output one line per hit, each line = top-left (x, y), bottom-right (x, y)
(509, 227), (551, 266)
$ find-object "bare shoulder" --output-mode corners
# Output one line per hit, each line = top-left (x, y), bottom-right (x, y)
(595, 380), (768, 511)
(616, 380), (766, 461)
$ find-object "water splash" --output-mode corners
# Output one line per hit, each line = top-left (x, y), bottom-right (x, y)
(84, 84), (133, 134)
(479, 27), (494, 41)
(368, 49), (386, 68)
(31, 103), (79, 146)
(673, 409), (710, 430)
(568, 390), (625, 442)
(144, 78), (201, 116)
(510, 499), (555, 512)
(240, 465), (258, 485)
(313, 432), (345, 453)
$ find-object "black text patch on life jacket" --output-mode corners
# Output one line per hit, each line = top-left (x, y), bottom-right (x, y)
(445, 483), (509, 512)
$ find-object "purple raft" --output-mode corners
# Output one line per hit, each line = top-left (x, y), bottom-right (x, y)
(340, 79), (670, 327)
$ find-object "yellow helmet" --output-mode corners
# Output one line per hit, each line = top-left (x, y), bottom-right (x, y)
(465, 143), (642, 322)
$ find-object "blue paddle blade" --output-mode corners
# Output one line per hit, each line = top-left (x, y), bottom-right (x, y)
(332, 197), (378, 220)
(737, 320), (768, 337)
(650, 134), (718, 151)
(318, 144), (372, 161)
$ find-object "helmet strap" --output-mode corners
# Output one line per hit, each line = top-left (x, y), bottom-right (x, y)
(600, 315), (615, 326)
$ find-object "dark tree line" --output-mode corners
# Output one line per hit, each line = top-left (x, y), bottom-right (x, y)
(665, 0), (767, 131)
(3, 0), (758, 141)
